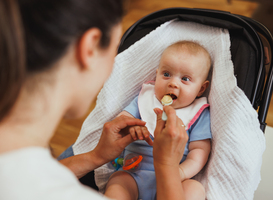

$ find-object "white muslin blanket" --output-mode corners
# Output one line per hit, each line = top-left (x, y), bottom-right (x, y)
(73, 20), (266, 199)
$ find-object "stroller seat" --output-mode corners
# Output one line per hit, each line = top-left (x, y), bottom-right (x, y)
(119, 8), (273, 132)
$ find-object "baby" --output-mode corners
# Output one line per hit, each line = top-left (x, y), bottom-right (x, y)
(105, 41), (212, 200)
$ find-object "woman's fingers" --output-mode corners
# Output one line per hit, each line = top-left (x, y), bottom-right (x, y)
(163, 106), (179, 136)
(115, 115), (146, 130)
(164, 106), (187, 141)
(153, 106), (188, 167)
(153, 108), (165, 138)
(96, 115), (147, 163)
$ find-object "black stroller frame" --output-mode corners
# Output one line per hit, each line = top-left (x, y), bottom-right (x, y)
(80, 7), (273, 190)
(118, 7), (273, 132)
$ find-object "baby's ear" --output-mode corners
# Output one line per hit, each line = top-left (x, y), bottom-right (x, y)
(197, 80), (210, 97)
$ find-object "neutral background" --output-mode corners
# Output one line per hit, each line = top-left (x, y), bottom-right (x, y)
(49, 0), (273, 199)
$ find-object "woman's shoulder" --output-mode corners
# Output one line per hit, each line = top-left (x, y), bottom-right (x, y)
(0, 147), (109, 200)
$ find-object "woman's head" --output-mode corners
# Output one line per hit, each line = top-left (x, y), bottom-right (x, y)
(19, 0), (124, 72)
(0, 0), (124, 121)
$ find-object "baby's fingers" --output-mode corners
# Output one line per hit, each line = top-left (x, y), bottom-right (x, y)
(129, 127), (137, 140)
(130, 126), (153, 145)
(142, 127), (153, 146)
(130, 126), (144, 140)
(134, 126), (144, 140)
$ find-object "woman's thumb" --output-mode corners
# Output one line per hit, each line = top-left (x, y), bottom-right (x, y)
(118, 133), (134, 149)
(153, 108), (165, 137)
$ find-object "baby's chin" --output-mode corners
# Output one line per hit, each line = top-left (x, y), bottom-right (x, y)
(171, 100), (193, 109)
(171, 103), (183, 109)
(166, 101), (182, 109)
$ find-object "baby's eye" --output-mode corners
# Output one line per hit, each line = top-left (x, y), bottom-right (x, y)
(163, 72), (170, 77)
(182, 77), (190, 82)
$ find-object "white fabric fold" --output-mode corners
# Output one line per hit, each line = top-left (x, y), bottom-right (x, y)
(73, 20), (265, 199)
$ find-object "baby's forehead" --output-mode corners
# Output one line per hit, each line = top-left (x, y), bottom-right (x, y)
(164, 43), (207, 56)
(162, 45), (210, 62)
(160, 45), (211, 75)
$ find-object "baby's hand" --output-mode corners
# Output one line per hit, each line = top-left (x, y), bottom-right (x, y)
(179, 167), (186, 181)
(129, 126), (153, 146)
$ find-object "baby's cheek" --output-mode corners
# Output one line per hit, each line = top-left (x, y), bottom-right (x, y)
(154, 86), (161, 99)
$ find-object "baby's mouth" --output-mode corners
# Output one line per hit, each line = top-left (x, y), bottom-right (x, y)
(167, 93), (177, 100)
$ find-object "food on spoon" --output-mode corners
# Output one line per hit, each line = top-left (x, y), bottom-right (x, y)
(161, 95), (173, 121)
(161, 95), (173, 106)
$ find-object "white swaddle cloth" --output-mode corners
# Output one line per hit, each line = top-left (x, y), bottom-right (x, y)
(72, 20), (266, 199)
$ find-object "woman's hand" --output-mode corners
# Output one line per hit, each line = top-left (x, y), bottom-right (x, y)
(93, 115), (147, 166)
(153, 106), (188, 168)
(153, 106), (188, 200)
(60, 115), (146, 179)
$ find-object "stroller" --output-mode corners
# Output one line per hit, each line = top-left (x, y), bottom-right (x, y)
(79, 7), (273, 199)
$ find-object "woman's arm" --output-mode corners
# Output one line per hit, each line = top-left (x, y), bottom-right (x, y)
(59, 151), (104, 179)
(153, 106), (188, 200)
(60, 115), (146, 178)
(154, 164), (186, 200)
(179, 139), (211, 180)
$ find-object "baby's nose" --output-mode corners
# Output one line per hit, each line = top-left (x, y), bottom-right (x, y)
(168, 79), (179, 88)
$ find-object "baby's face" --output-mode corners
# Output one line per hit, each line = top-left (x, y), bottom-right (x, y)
(154, 47), (209, 109)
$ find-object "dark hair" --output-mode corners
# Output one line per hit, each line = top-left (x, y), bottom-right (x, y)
(0, 0), (124, 121)
(0, 0), (25, 121)
(19, 0), (124, 72)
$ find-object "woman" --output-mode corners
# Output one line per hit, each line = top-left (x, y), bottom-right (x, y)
(0, 0), (188, 199)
